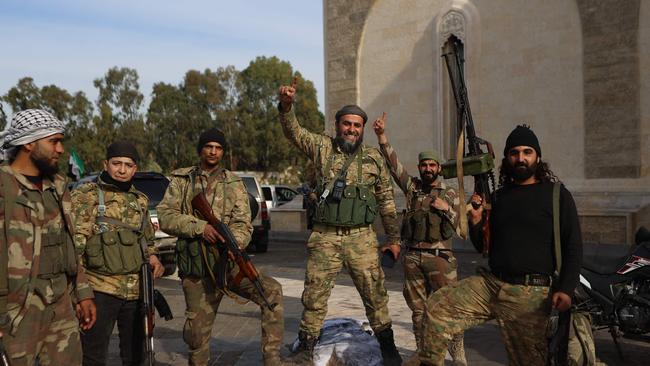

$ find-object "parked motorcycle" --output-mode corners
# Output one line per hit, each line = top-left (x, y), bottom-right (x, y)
(574, 227), (650, 358)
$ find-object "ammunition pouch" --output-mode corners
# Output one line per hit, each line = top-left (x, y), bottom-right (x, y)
(176, 238), (220, 279)
(84, 229), (145, 275)
(401, 209), (454, 243)
(313, 184), (377, 227)
(38, 231), (77, 278)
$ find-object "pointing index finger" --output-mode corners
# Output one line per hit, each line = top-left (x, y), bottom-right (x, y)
(291, 76), (299, 90)
(381, 112), (387, 121)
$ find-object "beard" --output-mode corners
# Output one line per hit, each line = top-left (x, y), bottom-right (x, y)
(506, 161), (536, 182)
(31, 154), (59, 177)
(420, 172), (439, 185)
(335, 133), (363, 154)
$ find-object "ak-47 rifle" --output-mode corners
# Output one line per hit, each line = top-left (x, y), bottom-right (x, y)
(191, 192), (276, 311)
(141, 262), (173, 366)
(440, 37), (496, 256)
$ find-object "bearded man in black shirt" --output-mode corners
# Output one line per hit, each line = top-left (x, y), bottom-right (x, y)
(419, 125), (582, 366)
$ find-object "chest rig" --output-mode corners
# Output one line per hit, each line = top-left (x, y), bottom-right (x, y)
(176, 168), (225, 279)
(401, 185), (455, 244)
(83, 185), (147, 275)
(312, 147), (378, 227)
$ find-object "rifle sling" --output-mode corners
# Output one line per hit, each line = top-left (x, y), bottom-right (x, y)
(320, 146), (361, 201)
(552, 182), (562, 278)
(455, 128), (468, 241)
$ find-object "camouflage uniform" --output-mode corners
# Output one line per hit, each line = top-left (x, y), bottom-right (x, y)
(279, 108), (400, 337)
(420, 268), (550, 366)
(0, 164), (94, 366)
(71, 176), (156, 365)
(378, 142), (465, 364)
(157, 166), (285, 366)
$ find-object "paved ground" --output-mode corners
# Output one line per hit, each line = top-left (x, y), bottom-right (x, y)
(107, 237), (649, 365)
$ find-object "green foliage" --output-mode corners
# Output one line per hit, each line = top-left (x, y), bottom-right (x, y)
(0, 103), (7, 130)
(2, 57), (323, 179)
(237, 56), (324, 174)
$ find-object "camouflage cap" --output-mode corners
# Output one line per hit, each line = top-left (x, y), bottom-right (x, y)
(418, 150), (441, 163)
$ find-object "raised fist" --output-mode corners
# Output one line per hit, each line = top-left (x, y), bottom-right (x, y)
(278, 76), (298, 112)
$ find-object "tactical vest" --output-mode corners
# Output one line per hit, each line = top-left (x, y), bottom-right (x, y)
(83, 185), (146, 275)
(401, 187), (455, 243)
(312, 148), (378, 227)
(176, 169), (223, 279)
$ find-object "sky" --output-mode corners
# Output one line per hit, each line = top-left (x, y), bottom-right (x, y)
(0, 0), (325, 112)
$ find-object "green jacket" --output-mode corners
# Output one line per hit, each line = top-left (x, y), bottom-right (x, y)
(0, 164), (93, 333)
(157, 166), (252, 249)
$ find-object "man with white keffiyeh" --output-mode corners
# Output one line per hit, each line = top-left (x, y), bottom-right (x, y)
(0, 109), (96, 365)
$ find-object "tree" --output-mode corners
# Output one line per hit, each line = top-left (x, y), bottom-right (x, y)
(93, 67), (150, 169)
(147, 82), (192, 171)
(0, 103), (7, 130)
(0, 77), (98, 171)
(2, 77), (43, 111)
(237, 56), (324, 174)
(214, 66), (242, 169)
(1, 58), (324, 179)
(147, 68), (231, 171)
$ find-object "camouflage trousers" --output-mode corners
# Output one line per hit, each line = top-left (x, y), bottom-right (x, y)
(181, 271), (284, 366)
(0, 290), (82, 366)
(420, 268), (551, 366)
(300, 224), (392, 337)
(403, 249), (465, 364)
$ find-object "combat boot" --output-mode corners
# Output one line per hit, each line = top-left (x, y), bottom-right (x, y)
(375, 327), (403, 366)
(287, 330), (318, 365)
(402, 353), (421, 366)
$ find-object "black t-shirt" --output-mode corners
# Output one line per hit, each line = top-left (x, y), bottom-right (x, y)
(470, 181), (583, 294)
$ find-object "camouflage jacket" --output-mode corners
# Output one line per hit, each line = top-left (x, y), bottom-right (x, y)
(280, 108), (400, 242)
(0, 164), (93, 331)
(71, 176), (155, 300)
(379, 142), (460, 250)
(157, 166), (252, 249)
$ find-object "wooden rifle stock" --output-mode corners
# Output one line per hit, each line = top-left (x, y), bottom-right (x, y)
(191, 192), (276, 311)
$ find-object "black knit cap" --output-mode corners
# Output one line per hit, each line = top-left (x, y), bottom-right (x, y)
(503, 124), (541, 157)
(197, 128), (227, 154)
(106, 141), (140, 163)
(335, 105), (368, 124)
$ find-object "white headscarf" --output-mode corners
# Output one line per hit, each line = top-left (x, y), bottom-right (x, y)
(0, 109), (66, 160)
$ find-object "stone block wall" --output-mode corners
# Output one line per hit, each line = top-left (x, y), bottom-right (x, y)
(577, 0), (641, 178)
(324, 0), (376, 121)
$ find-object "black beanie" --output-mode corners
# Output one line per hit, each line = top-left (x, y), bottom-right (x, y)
(503, 124), (541, 157)
(335, 105), (368, 124)
(106, 141), (140, 163)
(197, 128), (227, 154)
